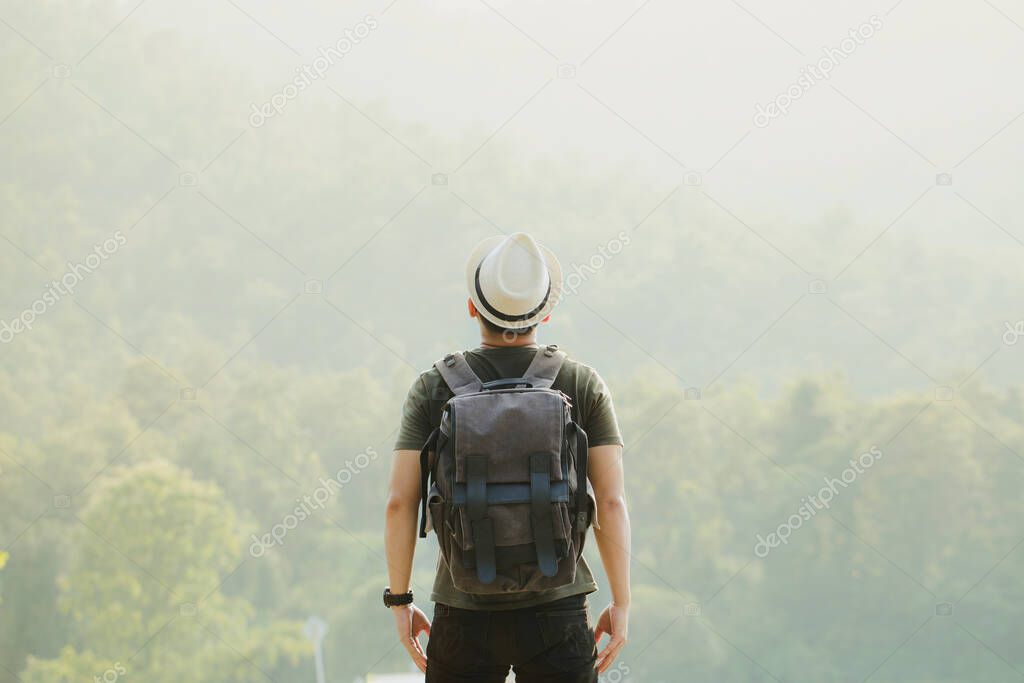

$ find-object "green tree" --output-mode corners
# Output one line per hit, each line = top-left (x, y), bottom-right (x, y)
(21, 460), (308, 683)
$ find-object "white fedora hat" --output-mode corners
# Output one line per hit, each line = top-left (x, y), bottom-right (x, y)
(465, 233), (563, 329)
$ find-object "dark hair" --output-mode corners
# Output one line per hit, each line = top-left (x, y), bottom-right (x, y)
(479, 314), (537, 337)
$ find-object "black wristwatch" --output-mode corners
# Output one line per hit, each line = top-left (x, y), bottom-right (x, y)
(383, 587), (414, 608)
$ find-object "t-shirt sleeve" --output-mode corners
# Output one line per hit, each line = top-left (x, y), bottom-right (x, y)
(581, 369), (624, 448)
(394, 375), (433, 451)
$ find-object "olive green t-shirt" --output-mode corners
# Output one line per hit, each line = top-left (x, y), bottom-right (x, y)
(395, 344), (623, 610)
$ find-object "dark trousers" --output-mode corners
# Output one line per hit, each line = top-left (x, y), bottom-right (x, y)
(425, 594), (598, 683)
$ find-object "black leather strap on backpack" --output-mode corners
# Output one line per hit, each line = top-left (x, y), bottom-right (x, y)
(530, 453), (559, 577)
(466, 455), (497, 583)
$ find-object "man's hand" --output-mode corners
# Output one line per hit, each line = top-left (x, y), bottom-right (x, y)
(589, 444), (631, 673)
(594, 602), (628, 673)
(392, 604), (431, 672)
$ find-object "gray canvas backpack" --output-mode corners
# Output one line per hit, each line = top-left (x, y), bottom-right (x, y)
(418, 344), (594, 594)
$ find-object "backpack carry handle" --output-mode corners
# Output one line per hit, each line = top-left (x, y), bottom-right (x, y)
(481, 377), (533, 390)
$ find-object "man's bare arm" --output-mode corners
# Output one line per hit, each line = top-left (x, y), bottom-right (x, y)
(384, 449), (431, 672)
(588, 443), (631, 673)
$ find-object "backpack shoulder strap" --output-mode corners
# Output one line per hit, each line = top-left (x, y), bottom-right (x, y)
(434, 352), (483, 395)
(524, 344), (566, 389)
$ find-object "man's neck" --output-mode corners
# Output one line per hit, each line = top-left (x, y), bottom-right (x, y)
(478, 334), (538, 349)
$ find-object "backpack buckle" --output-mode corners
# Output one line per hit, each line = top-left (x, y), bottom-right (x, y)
(444, 354), (457, 367)
(543, 344), (558, 357)
(575, 511), (588, 530)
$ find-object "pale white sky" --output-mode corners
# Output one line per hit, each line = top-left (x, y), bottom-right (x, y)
(35, 0), (1023, 229)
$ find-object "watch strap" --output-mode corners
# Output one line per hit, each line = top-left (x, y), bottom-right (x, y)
(383, 588), (414, 608)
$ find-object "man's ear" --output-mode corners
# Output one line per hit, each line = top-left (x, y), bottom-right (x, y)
(540, 314), (551, 325)
(467, 298), (479, 318)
